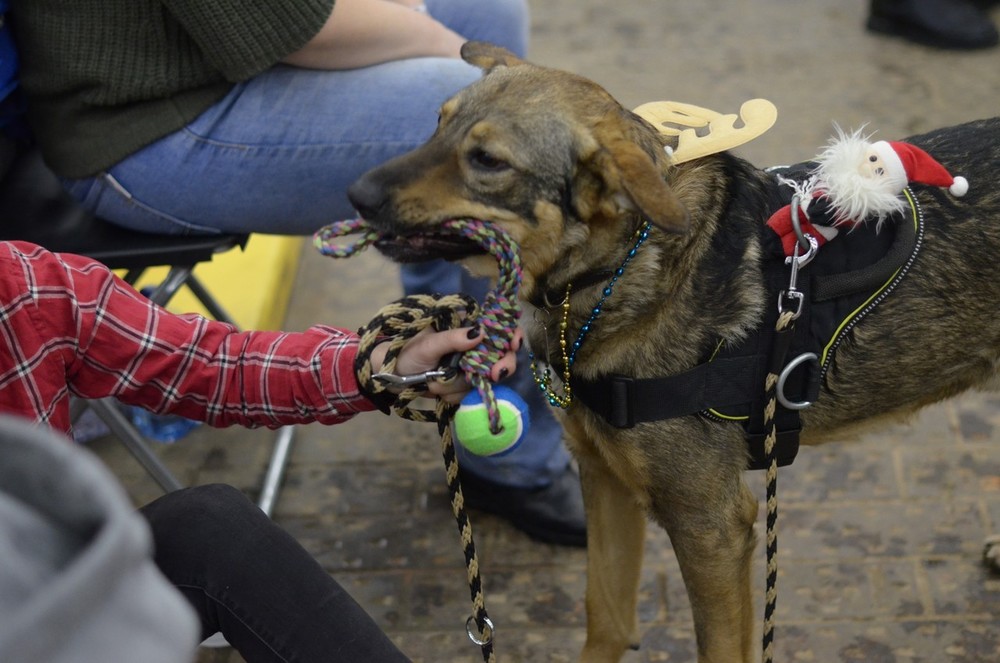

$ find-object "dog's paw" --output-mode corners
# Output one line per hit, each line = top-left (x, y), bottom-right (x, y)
(982, 534), (1000, 573)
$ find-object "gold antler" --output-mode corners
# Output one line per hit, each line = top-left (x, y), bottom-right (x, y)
(633, 99), (778, 164)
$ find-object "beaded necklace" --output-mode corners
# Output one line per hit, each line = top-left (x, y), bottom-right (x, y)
(530, 222), (652, 408)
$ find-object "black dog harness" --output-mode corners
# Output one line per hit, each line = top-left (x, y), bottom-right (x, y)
(572, 167), (925, 470)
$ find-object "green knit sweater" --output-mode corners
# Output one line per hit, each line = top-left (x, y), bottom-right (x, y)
(10, 0), (335, 178)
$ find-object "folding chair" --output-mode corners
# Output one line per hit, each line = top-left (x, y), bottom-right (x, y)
(0, 145), (295, 516)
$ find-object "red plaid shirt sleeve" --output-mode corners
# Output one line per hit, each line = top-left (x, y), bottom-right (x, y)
(0, 241), (375, 434)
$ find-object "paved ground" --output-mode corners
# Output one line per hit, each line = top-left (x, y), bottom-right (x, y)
(92, 0), (1000, 661)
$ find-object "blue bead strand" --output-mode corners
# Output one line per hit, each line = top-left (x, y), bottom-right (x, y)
(530, 223), (651, 408)
(567, 224), (649, 368)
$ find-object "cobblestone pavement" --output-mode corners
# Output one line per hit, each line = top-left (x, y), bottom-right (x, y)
(93, 0), (1000, 661)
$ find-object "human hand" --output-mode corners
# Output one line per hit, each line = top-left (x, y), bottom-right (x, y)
(372, 327), (522, 405)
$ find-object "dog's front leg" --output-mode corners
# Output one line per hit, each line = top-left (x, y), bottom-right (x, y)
(663, 476), (759, 663)
(576, 452), (647, 662)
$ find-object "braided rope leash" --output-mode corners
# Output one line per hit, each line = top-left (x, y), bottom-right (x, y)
(314, 217), (523, 663)
(761, 218), (815, 663)
(760, 307), (794, 663)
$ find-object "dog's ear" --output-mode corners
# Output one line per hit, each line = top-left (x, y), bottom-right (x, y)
(587, 138), (690, 234)
(461, 41), (525, 72)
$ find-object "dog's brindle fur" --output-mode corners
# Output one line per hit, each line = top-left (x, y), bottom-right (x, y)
(348, 42), (1000, 662)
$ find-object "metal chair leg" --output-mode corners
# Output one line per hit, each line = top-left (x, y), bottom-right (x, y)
(184, 273), (236, 324)
(257, 425), (296, 517)
(90, 398), (184, 493)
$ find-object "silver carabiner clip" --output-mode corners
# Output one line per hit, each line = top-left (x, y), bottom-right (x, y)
(372, 368), (450, 387)
(788, 194), (817, 266)
(778, 199), (818, 320)
(373, 351), (462, 387)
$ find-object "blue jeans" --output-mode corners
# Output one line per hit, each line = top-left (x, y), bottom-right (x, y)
(60, 0), (528, 234)
(400, 260), (571, 489)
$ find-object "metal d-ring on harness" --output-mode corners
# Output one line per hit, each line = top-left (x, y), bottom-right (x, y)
(762, 195), (817, 663)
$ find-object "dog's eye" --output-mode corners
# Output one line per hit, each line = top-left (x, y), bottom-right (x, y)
(469, 149), (509, 171)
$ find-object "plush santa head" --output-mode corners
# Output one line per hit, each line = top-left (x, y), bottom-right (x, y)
(805, 127), (971, 230)
(870, 140), (969, 197)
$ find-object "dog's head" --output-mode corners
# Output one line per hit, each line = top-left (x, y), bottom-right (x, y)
(348, 42), (690, 299)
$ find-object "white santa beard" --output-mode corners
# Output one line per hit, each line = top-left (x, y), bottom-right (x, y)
(814, 129), (907, 230)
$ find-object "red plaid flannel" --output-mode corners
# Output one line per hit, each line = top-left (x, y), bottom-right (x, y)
(0, 241), (374, 435)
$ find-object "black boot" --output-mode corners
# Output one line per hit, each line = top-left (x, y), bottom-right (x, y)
(868, 0), (999, 49)
(458, 465), (587, 547)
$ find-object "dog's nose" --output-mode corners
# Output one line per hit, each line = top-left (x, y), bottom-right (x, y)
(347, 174), (387, 221)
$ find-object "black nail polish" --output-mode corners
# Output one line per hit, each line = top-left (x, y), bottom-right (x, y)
(499, 368), (510, 380)
(467, 327), (480, 339)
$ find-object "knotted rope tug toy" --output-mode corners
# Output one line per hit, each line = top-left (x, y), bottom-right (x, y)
(314, 217), (526, 662)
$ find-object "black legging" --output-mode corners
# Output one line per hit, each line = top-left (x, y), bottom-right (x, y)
(140, 484), (410, 663)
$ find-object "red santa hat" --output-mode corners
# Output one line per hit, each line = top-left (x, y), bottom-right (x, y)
(871, 140), (969, 197)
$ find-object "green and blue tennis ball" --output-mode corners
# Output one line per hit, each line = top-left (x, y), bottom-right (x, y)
(452, 385), (530, 456)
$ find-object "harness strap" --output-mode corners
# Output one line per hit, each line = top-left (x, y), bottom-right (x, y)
(572, 354), (803, 469)
(571, 355), (759, 429)
(744, 317), (806, 470)
(573, 356), (763, 428)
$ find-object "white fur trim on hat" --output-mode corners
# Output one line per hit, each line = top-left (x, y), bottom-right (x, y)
(871, 140), (908, 193)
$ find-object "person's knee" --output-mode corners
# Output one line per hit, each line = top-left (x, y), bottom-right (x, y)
(185, 483), (251, 507)
(142, 484), (264, 560)
(151, 483), (252, 520)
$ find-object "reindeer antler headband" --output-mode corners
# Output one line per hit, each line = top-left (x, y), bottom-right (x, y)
(633, 98), (778, 164)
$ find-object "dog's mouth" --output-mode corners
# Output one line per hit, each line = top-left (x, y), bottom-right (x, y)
(373, 231), (487, 264)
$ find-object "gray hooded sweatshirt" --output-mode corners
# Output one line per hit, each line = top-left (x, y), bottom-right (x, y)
(0, 415), (198, 663)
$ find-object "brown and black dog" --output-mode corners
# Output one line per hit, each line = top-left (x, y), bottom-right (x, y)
(348, 41), (1000, 662)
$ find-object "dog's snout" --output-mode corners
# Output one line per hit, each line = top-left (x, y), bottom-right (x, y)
(347, 173), (388, 221)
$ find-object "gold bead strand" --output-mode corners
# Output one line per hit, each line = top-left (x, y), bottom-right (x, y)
(530, 222), (651, 409)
